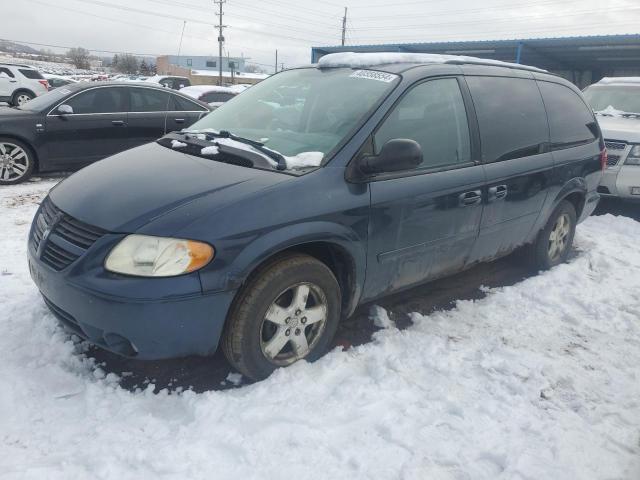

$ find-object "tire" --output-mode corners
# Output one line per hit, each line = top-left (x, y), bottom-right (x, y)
(0, 137), (35, 185)
(11, 91), (35, 107)
(222, 253), (342, 381)
(527, 200), (577, 271)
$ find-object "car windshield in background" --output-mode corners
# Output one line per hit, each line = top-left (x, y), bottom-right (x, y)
(186, 67), (400, 166)
(583, 85), (640, 114)
(17, 88), (70, 111)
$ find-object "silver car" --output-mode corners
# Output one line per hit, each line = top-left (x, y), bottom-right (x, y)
(584, 77), (640, 200)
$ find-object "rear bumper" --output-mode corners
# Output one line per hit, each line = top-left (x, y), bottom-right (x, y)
(28, 248), (236, 360)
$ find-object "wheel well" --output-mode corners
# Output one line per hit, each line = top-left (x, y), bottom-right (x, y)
(243, 242), (357, 318)
(11, 88), (36, 100)
(563, 191), (585, 218)
(0, 135), (39, 171)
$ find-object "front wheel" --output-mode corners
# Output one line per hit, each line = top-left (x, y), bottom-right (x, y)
(222, 254), (341, 380)
(528, 200), (577, 271)
(0, 138), (35, 185)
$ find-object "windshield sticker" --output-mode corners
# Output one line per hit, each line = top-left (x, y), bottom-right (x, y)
(349, 70), (398, 83)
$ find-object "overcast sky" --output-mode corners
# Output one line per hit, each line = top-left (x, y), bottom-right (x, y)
(3, 0), (640, 72)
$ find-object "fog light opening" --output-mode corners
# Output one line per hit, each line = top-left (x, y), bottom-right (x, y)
(103, 333), (138, 357)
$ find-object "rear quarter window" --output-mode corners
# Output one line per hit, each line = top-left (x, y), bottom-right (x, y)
(19, 69), (44, 80)
(537, 81), (598, 148)
(466, 76), (549, 163)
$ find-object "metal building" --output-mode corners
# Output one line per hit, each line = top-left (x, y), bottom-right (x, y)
(311, 34), (640, 88)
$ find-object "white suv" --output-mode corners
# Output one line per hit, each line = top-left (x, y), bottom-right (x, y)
(0, 63), (49, 106)
(584, 77), (640, 201)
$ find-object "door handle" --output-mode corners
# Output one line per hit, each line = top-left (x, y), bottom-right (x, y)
(488, 185), (508, 202)
(111, 120), (125, 126)
(174, 118), (185, 124)
(459, 190), (482, 206)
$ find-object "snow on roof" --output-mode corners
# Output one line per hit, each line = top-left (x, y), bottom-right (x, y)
(179, 84), (245, 98)
(597, 77), (640, 85)
(190, 69), (269, 80)
(317, 52), (547, 73)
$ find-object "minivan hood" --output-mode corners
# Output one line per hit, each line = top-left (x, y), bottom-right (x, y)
(49, 142), (291, 232)
(597, 115), (640, 143)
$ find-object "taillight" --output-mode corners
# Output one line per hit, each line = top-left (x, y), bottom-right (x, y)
(600, 148), (608, 172)
(38, 79), (49, 91)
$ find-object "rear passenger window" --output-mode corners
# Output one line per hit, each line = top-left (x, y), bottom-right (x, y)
(467, 76), (549, 162)
(130, 88), (172, 112)
(172, 94), (207, 112)
(19, 69), (44, 79)
(374, 78), (471, 170)
(538, 81), (598, 148)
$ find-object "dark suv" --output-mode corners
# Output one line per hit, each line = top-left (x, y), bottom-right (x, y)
(28, 53), (604, 380)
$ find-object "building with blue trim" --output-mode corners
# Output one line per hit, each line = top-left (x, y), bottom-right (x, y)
(312, 34), (640, 87)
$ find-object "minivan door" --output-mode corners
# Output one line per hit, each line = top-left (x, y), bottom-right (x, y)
(362, 78), (486, 301)
(464, 75), (554, 262)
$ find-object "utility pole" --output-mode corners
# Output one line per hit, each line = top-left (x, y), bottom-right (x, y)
(341, 7), (347, 46)
(275, 49), (278, 74)
(214, 0), (226, 86)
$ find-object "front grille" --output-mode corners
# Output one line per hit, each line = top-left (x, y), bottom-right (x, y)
(31, 197), (107, 271)
(605, 141), (626, 151)
(607, 154), (621, 166)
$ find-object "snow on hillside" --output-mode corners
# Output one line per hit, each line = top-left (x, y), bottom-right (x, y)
(0, 180), (638, 479)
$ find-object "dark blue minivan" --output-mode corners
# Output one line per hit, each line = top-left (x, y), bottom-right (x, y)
(28, 53), (604, 380)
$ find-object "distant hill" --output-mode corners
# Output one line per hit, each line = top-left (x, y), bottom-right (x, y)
(0, 40), (40, 55)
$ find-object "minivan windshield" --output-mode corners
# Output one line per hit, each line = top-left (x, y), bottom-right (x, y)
(583, 85), (640, 115)
(186, 67), (400, 168)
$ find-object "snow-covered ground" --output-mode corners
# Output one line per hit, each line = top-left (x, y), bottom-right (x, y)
(1, 179), (639, 479)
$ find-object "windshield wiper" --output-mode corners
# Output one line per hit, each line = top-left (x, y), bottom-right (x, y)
(181, 130), (287, 170)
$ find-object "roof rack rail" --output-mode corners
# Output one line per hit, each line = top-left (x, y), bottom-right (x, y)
(317, 52), (548, 74)
(0, 62), (36, 69)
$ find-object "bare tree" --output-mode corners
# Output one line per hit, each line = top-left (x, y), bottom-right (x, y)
(115, 54), (139, 74)
(67, 47), (91, 70)
(244, 63), (266, 74)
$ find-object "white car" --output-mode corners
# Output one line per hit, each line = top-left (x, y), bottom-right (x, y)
(0, 63), (49, 106)
(584, 77), (640, 201)
(179, 84), (243, 108)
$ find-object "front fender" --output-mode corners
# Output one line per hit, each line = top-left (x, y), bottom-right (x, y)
(200, 221), (367, 309)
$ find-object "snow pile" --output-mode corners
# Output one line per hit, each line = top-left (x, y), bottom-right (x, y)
(0, 180), (639, 479)
(179, 85), (245, 99)
(318, 52), (547, 73)
(171, 139), (187, 149)
(596, 105), (627, 117)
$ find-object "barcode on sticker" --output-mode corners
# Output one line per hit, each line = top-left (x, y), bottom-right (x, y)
(350, 70), (398, 83)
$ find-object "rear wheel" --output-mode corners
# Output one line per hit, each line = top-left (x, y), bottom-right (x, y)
(527, 200), (577, 271)
(11, 91), (34, 107)
(222, 254), (341, 380)
(0, 138), (35, 185)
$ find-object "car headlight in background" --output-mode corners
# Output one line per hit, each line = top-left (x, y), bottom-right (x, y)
(626, 145), (640, 165)
(105, 235), (214, 277)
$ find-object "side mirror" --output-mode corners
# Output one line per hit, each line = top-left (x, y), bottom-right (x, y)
(359, 139), (423, 175)
(57, 104), (74, 115)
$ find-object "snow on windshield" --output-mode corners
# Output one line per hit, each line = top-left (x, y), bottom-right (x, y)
(317, 52), (547, 73)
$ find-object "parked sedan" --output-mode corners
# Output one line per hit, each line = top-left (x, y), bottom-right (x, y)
(180, 85), (243, 108)
(0, 82), (210, 184)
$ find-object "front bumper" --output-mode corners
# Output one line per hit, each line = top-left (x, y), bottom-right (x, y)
(28, 246), (237, 360)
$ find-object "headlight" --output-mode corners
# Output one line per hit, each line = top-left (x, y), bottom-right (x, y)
(626, 145), (640, 165)
(105, 235), (214, 277)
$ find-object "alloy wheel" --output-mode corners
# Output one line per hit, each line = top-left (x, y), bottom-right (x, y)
(0, 143), (29, 182)
(548, 213), (571, 261)
(16, 94), (32, 106)
(260, 282), (328, 366)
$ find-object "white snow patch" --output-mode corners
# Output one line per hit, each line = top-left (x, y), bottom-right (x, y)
(200, 145), (219, 155)
(596, 105), (629, 117)
(284, 151), (324, 169)
(171, 140), (187, 149)
(370, 305), (395, 329)
(0, 180), (639, 479)
(225, 372), (243, 386)
(318, 52), (547, 73)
